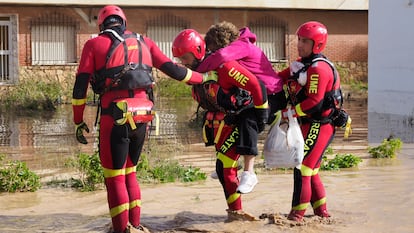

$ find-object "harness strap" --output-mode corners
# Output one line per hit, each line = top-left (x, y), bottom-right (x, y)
(299, 116), (332, 125)
(215, 120), (225, 144)
(202, 120), (209, 143)
(91, 31), (158, 139)
(122, 38), (128, 68)
(202, 119), (225, 145)
(343, 117), (352, 138)
(101, 103), (156, 131)
(94, 99), (101, 127)
(101, 107), (155, 116)
(289, 56), (343, 122)
(119, 111), (137, 130)
(102, 29), (124, 63)
(98, 31), (149, 94)
(137, 34), (143, 68)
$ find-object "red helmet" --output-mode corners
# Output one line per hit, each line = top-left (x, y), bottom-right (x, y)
(296, 21), (328, 54)
(97, 5), (127, 28)
(172, 29), (205, 59)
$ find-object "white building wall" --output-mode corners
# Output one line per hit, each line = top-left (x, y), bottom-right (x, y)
(368, 0), (414, 143)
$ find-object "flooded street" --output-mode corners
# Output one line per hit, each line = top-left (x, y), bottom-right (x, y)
(1, 143), (413, 233)
(1, 93), (414, 232)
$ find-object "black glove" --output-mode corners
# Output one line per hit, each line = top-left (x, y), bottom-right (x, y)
(255, 108), (269, 133)
(217, 87), (253, 114)
(75, 122), (89, 144)
(217, 87), (236, 111)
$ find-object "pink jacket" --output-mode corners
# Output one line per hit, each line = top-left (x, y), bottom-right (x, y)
(197, 27), (283, 94)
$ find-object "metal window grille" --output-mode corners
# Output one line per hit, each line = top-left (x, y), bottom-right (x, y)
(30, 12), (78, 65)
(146, 14), (189, 60)
(0, 17), (11, 83)
(249, 16), (287, 62)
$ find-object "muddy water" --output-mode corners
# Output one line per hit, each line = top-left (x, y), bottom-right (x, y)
(1, 144), (413, 233)
(1, 93), (414, 232)
(0, 97), (200, 172)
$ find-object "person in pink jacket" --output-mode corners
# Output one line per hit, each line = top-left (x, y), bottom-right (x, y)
(200, 21), (287, 194)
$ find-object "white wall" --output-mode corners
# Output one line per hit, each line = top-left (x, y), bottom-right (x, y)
(368, 0), (414, 143)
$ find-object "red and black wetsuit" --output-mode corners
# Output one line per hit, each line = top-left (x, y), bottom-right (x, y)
(72, 29), (203, 232)
(279, 54), (339, 218)
(196, 60), (268, 211)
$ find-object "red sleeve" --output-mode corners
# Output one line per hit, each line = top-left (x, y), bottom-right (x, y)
(72, 38), (107, 124)
(76, 41), (95, 75)
(278, 67), (291, 82)
(216, 60), (267, 107)
(77, 35), (111, 75)
(73, 35), (113, 124)
(279, 58), (305, 83)
(142, 37), (171, 68)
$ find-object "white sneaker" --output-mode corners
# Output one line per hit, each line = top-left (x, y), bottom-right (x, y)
(237, 171), (258, 194)
(210, 170), (218, 179)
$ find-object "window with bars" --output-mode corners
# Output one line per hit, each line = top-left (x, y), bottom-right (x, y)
(0, 18), (10, 83)
(249, 16), (287, 62)
(30, 12), (78, 65)
(146, 14), (189, 60)
(0, 15), (18, 85)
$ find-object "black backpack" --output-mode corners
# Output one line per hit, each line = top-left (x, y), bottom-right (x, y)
(90, 29), (154, 95)
(291, 57), (349, 127)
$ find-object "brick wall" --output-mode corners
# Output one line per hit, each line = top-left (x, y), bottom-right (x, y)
(0, 6), (368, 65)
(0, 6), (368, 95)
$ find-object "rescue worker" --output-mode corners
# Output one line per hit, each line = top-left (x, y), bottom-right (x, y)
(200, 21), (287, 194)
(72, 5), (211, 233)
(278, 21), (340, 221)
(172, 29), (269, 221)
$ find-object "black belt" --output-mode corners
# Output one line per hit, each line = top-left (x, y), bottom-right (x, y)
(299, 116), (332, 125)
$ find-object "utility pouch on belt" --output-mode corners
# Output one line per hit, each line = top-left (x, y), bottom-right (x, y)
(332, 108), (349, 128)
(111, 98), (158, 132)
(331, 108), (352, 139)
(202, 112), (226, 146)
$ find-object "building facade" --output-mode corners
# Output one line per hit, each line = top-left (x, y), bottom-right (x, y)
(0, 1), (368, 96)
